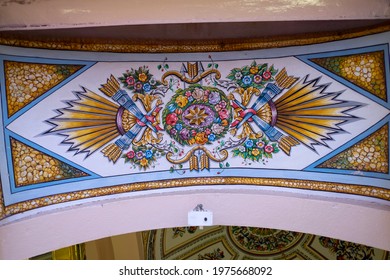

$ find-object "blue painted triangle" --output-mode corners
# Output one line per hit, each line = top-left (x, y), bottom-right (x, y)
(4, 130), (100, 194)
(305, 114), (390, 180)
(297, 44), (390, 109)
(0, 56), (96, 126)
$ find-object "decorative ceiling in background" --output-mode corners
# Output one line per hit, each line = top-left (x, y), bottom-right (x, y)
(0, 30), (390, 221)
(143, 226), (390, 260)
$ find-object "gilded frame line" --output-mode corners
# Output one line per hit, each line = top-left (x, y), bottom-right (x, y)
(0, 23), (389, 53)
(1, 177), (390, 219)
(1, 23), (390, 220)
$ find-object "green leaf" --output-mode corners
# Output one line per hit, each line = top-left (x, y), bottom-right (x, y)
(226, 162), (230, 168)
(164, 64), (169, 69)
(219, 163), (223, 168)
(157, 65), (162, 70)
(215, 64), (219, 69)
(179, 164), (183, 169)
(208, 63), (212, 68)
(170, 167), (174, 173)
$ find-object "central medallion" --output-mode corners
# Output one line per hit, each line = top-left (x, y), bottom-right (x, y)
(162, 85), (232, 146)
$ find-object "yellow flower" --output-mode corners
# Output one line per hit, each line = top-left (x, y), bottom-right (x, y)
(195, 132), (208, 145)
(138, 73), (148, 82)
(188, 138), (196, 145)
(252, 148), (260, 156)
(176, 95), (188, 107)
(250, 66), (258, 74)
(140, 157), (148, 167)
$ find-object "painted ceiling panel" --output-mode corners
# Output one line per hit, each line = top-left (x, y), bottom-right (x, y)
(143, 226), (390, 260)
(0, 30), (390, 220)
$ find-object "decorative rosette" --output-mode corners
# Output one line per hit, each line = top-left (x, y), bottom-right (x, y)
(162, 85), (232, 146)
(119, 66), (161, 94)
(227, 61), (277, 90)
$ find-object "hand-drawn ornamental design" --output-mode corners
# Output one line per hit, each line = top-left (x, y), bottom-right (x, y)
(46, 61), (359, 171)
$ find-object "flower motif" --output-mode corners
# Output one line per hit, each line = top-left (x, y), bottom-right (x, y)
(245, 139), (254, 148)
(176, 95), (188, 107)
(242, 75), (252, 86)
(136, 151), (144, 159)
(208, 134), (216, 142)
(257, 141), (265, 148)
(211, 123), (224, 134)
(252, 148), (260, 156)
(143, 83), (151, 92)
(138, 72), (148, 82)
(192, 88), (204, 101)
(175, 123), (183, 131)
(205, 128), (211, 135)
(145, 150), (153, 159)
(135, 82), (143, 91)
(253, 75), (262, 84)
(263, 71), (272, 80)
(250, 66), (259, 74)
(166, 113), (178, 125)
(235, 72), (243, 80)
(126, 76), (135, 86)
(218, 108), (229, 120)
(149, 77), (156, 85)
(168, 103), (177, 112)
(140, 157), (148, 167)
(195, 132), (208, 145)
(265, 144), (274, 153)
(179, 128), (190, 140)
(170, 128), (177, 135)
(221, 119), (229, 126)
(238, 146), (246, 152)
(126, 150), (135, 159)
(208, 91), (221, 105)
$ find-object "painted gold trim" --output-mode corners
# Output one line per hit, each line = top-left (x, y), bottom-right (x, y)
(0, 23), (389, 53)
(1, 177), (390, 219)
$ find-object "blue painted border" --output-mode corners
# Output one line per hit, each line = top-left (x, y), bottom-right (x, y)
(297, 44), (390, 109)
(305, 114), (390, 179)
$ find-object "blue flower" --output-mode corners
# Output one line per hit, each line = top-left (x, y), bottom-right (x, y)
(168, 103), (177, 112)
(208, 134), (216, 142)
(242, 75), (252, 85)
(188, 96), (194, 102)
(175, 123), (183, 131)
(214, 117), (221, 123)
(245, 139), (254, 148)
(143, 83), (151, 92)
(145, 150), (153, 159)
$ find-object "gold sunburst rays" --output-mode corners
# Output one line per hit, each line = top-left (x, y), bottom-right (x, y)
(47, 88), (121, 156)
(275, 76), (360, 150)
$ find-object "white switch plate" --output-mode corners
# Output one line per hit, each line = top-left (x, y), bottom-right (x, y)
(188, 211), (213, 226)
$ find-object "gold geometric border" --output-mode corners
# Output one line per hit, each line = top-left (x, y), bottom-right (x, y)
(1, 176), (390, 220)
(0, 23), (389, 53)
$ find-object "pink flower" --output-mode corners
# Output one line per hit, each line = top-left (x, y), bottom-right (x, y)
(218, 108), (229, 120)
(205, 128), (211, 135)
(264, 145), (274, 153)
(135, 82), (143, 91)
(165, 113), (178, 126)
(126, 76), (135, 85)
(263, 71), (271, 80)
(185, 91), (192, 97)
(126, 150), (135, 159)
(254, 75), (262, 84)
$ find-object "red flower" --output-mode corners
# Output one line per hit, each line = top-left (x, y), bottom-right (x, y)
(126, 150), (135, 159)
(126, 76), (135, 86)
(263, 71), (271, 80)
(165, 113), (178, 126)
(264, 145), (274, 153)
